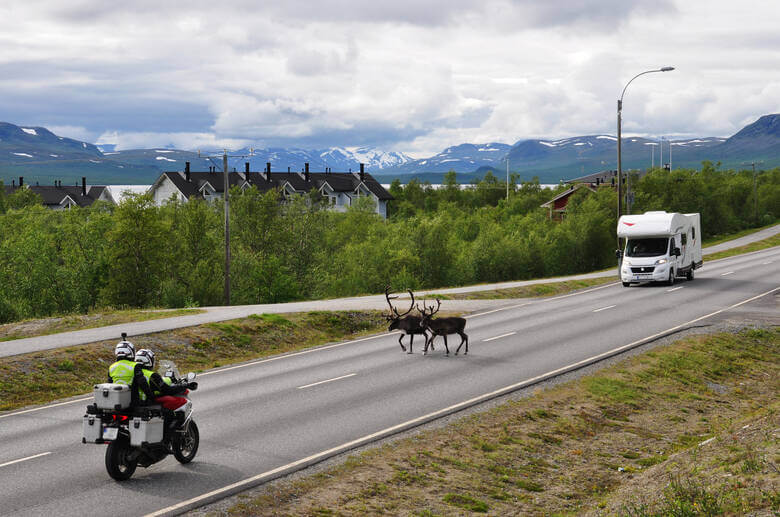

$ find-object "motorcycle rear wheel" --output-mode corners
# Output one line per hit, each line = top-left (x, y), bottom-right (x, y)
(105, 437), (137, 480)
(173, 420), (199, 464)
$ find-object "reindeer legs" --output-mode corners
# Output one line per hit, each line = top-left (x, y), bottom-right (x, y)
(398, 334), (407, 353)
(454, 332), (469, 355)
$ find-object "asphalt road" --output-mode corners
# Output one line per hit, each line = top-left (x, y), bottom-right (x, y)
(2, 223), (778, 359)
(0, 245), (777, 517)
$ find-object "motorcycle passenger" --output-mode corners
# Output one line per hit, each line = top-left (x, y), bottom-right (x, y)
(134, 349), (189, 412)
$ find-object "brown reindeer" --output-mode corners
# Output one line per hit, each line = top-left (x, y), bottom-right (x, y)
(417, 299), (468, 356)
(385, 286), (431, 354)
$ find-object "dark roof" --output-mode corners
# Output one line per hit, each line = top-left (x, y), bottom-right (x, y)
(160, 169), (393, 201)
(2, 184), (107, 207)
(540, 183), (597, 208)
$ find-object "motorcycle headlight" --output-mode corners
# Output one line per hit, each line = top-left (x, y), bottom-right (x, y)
(655, 258), (668, 265)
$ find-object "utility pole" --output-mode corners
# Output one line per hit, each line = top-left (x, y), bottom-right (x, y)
(743, 161), (763, 223)
(506, 158), (509, 201)
(223, 151), (230, 306)
(199, 148), (254, 306)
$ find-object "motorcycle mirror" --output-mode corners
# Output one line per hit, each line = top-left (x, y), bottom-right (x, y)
(165, 369), (174, 378)
(187, 372), (196, 381)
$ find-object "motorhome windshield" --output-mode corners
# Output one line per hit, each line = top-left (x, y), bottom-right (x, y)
(626, 237), (670, 257)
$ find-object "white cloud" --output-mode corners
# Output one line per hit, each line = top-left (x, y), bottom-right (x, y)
(0, 0), (777, 157)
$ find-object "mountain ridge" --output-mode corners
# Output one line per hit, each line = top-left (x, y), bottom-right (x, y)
(1, 114), (778, 185)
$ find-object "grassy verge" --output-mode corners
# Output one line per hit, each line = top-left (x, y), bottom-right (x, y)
(702, 221), (779, 247)
(705, 232), (780, 261)
(0, 311), (386, 412)
(0, 308), (204, 342)
(429, 277), (616, 300)
(218, 327), (779, 516)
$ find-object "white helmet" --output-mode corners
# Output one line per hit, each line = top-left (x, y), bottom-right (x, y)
(135, 348), (155, 370)
(114, 336), (135, 360)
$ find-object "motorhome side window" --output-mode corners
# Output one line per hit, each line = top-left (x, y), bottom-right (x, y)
(626, 237), (671, 257)
(681, 233), (687, 245)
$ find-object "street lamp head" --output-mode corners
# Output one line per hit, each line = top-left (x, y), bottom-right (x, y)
(660, 66), (675, 72)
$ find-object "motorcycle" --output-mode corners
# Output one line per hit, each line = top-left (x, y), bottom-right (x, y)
(82, 360), (199, 480)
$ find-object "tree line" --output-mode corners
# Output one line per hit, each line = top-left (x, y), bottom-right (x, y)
(0, 163), (777, 323)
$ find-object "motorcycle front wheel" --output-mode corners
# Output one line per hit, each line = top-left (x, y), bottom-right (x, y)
(173, 420), (199, 464)
(105, 437), (137, 480)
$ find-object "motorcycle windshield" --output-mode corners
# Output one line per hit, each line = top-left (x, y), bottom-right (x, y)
(158, 360), (180, 381)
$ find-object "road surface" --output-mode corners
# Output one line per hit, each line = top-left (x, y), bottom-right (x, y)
(0, 245), (777, 517)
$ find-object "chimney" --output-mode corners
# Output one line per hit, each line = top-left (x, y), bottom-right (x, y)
(288, 167), (291, 172)
(12, 180), (15, 187)
(359, 163), (365, 182)
(19, 177), (23, 187)
(185, 162), (191, 182)
(265, 162), (271, 182)
(304, 162), (310, 181)
(82, 177), (87, 196)
(245, 162), (250, 173)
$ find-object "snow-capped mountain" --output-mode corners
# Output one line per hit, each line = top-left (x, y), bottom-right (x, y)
(378, 143), (512, 175)
(225, 146), (412, 173)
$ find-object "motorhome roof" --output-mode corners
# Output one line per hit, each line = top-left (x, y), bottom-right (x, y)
(618, 211), (689, 238)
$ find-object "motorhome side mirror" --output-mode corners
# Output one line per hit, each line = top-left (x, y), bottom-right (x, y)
(187, 372), (196, 381)
(673, 247), (681, 257)
(615, 249), (623, 258)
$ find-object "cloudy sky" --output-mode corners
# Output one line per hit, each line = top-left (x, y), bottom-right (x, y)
(1, 0), (778, 157)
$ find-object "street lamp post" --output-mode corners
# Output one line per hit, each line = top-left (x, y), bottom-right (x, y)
(616, 66), (674, 253)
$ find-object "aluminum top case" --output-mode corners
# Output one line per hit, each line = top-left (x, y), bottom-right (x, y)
(93, 383), (132, 410)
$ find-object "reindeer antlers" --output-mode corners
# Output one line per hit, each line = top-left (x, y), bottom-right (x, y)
(385, 286), (416, 317)
(416, 298), (441, 317)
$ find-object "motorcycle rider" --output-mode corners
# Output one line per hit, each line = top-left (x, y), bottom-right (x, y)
(108, 334), (146, 407)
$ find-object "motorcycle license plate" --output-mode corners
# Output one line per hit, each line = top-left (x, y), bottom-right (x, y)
(103, 427), (118, 440)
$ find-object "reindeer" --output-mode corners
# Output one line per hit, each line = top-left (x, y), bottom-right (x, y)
(417, 299), (469, 356)
(385, 286), (431, 354)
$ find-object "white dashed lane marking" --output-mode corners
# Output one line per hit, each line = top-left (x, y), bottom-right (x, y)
(483, 332), (517, 342)
(0, 452), (51, 469)
(297, 373), (357, 390)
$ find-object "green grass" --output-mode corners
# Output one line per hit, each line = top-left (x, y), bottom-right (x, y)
(0, 308), (204, 342)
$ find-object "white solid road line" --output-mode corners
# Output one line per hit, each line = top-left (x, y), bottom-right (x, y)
(0, 396), (92, 420)
(146, 285), (780, 517)
(0, 451), (51, 469)
(483, 332), (516, 342)
(592, 304), (616, 313)
(763, 261), (773, 265)
(144, 286), (779, 517)
(667, 286), (685, 292)
(297, 373), (357, 390)
(721, 271), (735, 276)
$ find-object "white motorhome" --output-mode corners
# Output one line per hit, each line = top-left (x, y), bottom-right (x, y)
(617, 211), (702, 287)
